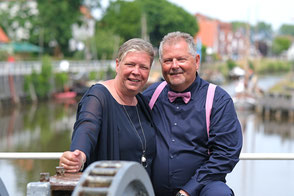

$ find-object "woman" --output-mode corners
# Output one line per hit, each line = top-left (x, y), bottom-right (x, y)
(59, 38), (156, 176)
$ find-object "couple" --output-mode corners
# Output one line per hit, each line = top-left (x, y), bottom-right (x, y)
(59, 31), (243, 196)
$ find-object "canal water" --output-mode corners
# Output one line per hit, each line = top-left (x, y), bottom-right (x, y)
(1, 75), (293, 196)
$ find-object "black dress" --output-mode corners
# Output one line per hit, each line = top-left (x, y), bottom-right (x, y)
(70, 84), (156, 176)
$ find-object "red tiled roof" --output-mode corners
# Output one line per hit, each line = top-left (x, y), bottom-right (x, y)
(0, 27), (9, 43)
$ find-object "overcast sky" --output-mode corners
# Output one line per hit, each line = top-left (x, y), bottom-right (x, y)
(168, 0), (294, 31)
(97, 0), (294, 31)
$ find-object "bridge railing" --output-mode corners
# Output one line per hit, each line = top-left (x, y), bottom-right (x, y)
(1, 152), (294, 160)
(0, 60), (115, 76)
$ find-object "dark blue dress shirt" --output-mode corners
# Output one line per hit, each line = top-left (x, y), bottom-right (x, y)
(143, 74), (242, 195)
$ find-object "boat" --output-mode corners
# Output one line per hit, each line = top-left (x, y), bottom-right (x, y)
(232, 74), (262, 111)
(53, 91), (77, 100)
(233, 95), (256, 110)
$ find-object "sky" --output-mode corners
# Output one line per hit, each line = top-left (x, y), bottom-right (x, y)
(97, 0), (294, 31)
(168, 0), (294, 31)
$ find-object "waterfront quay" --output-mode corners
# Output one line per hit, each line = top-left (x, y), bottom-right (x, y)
(0, 60), (115, 103)
(256, 91), (294, 122)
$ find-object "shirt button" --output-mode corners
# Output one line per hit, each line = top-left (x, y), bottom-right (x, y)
(170, 155), (174, 159)
(171, 139), (175, 142)
(174, 122), (177, 126)
(176, 106), (180, 110)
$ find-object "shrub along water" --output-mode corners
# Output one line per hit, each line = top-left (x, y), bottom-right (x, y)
(24, 56), (53, 101)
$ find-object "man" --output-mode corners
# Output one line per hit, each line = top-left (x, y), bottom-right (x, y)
(143, 32), (242, 196)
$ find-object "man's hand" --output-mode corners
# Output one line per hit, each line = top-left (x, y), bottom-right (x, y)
(59, 149), (86, 173)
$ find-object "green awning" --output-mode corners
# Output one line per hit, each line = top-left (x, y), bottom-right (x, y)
(0, 42), (42, 53)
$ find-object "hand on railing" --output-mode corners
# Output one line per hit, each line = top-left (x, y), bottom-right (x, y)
(59, 150), (86, 173)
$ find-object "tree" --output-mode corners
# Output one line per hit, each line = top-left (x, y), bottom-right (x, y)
(254, 22), (273, 39)
(279, 24), (294, 36)
(91, 28), (121, 59)
(0, 1), (38, 41)
(231, 21), (248, 32)
(98, 0), (142, 43)
(253, 22), (273, 56)
(33, 0), (83, 57)
(98, 0), (198, 48)
(255, 22), (272, 33)
(139, 0), (198, 47)
(272, 36), (291, 55)
(0, 0), (85, 57)
(0, 1), (86, 56)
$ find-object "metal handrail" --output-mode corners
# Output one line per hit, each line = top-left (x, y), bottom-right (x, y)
(0, 152), (62, 159)
(1, 152), (294, 160)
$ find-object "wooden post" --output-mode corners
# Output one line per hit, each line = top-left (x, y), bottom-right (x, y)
(8, 74), (20, 104)
(264, 108), (270, 121)
(275, 110), (282, 121)
(289, 110), (294, 123)
(7, 57), (20, 104)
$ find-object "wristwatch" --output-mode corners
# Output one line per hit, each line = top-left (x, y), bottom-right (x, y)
(176, 192), (186, 196)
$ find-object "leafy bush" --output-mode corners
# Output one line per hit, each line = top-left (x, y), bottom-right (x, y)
(272, 36), (291, 55)
(255, 59), (291, 74)
(23, 56), (53, 100)
(0, 51), (9, 61)
(54, 72), (68, 92)
(226, 59), (237, 70)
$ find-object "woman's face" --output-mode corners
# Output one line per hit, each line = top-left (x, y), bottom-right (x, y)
(116, 51), (151, 95)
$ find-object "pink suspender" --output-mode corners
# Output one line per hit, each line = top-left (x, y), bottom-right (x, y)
(205, 83), (216, 137)
(149, 82), (216, 137)
(149, 81), (167, 110)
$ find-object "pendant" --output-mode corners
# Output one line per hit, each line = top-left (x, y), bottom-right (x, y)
(141, 154), (146, 163)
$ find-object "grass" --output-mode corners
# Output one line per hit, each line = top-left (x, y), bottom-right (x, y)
(268, 73), (294, 95)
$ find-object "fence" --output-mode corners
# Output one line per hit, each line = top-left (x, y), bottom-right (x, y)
(1, 152), (294, 160)
(0, 60), (115, 76)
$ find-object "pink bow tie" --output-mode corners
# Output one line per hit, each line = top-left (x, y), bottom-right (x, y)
(168, 91), (191, 104)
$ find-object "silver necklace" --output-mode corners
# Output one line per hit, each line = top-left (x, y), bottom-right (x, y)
(122, 105), (147, 167)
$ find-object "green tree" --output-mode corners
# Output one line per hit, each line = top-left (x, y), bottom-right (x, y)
(226, 59), (237, 70)
(255, 22), (272, 34)
(254, 22), (273, 40)
(98, 0), (142, 42)
(91, 29), (121, 59)
(0, 0), (85, 57)
(36, 56), (53, 98)
(25, 56), (53, 99)
(0, 1), (38, 41)
(272, 36), (291, 55)
(231, 21), (248, 31)
(33, 0), (83, 56)
(98, 0), (198, 48)
(279, 24), (294, 36)
(55, 72), (69, 92)
(140, 0), (198, 46)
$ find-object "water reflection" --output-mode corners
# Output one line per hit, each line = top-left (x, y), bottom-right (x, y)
(227, 109), (294, 196)
(0, 100), (77, 195)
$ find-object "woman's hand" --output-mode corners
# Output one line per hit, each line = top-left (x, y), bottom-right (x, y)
(59, 149), (86, 173)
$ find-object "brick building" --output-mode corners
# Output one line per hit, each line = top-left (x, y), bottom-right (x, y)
(195, 13), (249, 61)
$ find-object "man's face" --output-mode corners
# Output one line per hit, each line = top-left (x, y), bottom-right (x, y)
(161, 39), (199, 92)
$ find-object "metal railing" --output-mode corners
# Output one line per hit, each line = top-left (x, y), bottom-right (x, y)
(1, 152), (294, 160)
(0, 60), (115, 75)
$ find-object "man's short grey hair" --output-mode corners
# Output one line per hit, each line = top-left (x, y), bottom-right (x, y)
(117, 38), (154, 66)
(159, 31), (197, 61)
